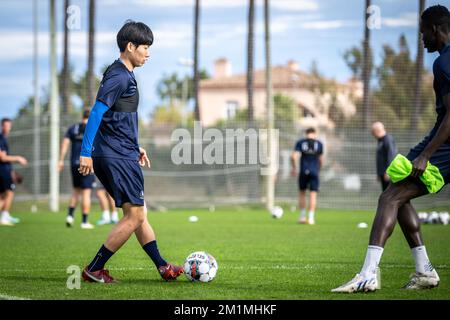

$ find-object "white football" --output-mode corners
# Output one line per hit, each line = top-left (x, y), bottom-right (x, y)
(270, 206), (284, 219)
(184, 251), (218, 283)
(188, 215), (199, 222)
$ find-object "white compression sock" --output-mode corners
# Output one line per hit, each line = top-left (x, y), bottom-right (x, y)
(102, 210), (111, 221)
(412, 246), (434, 274)
(308, 210), (315, 222)
(111, 211), (119, 221)
(299, 209), (306, 220)
(360, 245), (384, 278)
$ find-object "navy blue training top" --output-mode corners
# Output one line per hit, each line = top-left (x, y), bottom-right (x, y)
(376, 134), (397, 176)
(0, 134), (11, 173)
(428, 44), (450, 143)
(92, 59), (140, 160)
(65, 123), (86, 166)
(294, 138), (323, 174)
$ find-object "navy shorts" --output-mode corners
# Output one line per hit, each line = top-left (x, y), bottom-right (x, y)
(298, 171), (319, 191)
(0, 169), (15, 193)
(407, 137), (450, 191)
(93, 157), (145, 208)
(71, 165), (95, 189)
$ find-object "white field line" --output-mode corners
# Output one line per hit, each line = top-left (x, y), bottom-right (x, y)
(0, 264), (448, 273)
(0, 294), (31, 300)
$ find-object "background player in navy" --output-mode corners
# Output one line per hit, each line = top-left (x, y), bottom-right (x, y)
(333, 5), (450, 293)
(291, 128), (324, 225)
(94, 179), (119, 225)
(78, 21), (183, 283)
(371, 122), (398, 191)
(0, 118), (28, 226)
(59, 110), (95, 229)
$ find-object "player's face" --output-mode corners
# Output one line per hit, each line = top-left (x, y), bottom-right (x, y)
(131, 44), (150, 67)
(420, 20), (439, 53)
(1, 121), (12, 136)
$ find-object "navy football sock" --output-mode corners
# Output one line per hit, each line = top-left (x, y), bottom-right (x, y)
(68, 207), (75, 217)
(142, 241), (167, 269)
(87, 245), (114, 272)
(82, 213), (88, 224)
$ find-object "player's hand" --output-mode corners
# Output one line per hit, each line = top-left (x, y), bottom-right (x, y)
(290, 169), (297, 177)
(139, 147), (151, 168)
(79, 156), (94, 176)
(411, 154), (428, 178)
(58, 160), (64, 172)
(17, 156), (28, 166)
(383, 173), (390, 182)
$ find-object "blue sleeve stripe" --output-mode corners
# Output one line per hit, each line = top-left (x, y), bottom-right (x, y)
(80, 100), (109, 157)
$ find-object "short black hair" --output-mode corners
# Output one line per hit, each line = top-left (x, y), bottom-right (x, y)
(1, 118), (11, 125)
(305, 127), (316, 134)
(82, 109), (90, 119)
(421, 5), (450, 31)
(117, 20), (153, 52)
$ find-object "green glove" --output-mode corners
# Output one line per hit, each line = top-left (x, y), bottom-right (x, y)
(386, 154), (444, 193)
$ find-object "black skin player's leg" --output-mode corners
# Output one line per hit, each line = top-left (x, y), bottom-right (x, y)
(397, 202), (424, 248)
(369, 178), (427, 247)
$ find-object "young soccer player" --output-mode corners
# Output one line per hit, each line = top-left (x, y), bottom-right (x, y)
(290, 128), (324, 225)
(59, 110), (95, 229)
(0, 118), (28, 226)
(79, 21), (183, 283)
(332, 5), (450, 293)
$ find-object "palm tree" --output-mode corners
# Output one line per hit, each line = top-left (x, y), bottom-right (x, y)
(86, 0), (96, 109)
(247, 0), (257, 201)
(413, 0), (425, 131)
(62, 0), (71, 114)
(247, 0), (255, 127)
(362, 0), (372, 129)
(193, 0), (201, 122)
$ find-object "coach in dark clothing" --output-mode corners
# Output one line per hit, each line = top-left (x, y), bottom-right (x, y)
(371, 122), (397, 191)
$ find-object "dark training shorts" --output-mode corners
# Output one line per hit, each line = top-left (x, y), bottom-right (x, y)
(298, 171), (320, 192)
(71, 165), (95, 189)
(93, 157), (145, 208)
(0, 169), (15, 193)
(406, 137), (450, 193)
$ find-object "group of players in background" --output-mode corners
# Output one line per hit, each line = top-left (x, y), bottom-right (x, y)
(59, 109), (118, 229)
(0, 4), (448, 293)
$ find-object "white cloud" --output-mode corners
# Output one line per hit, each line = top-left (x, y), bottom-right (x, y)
(0, 30), (116, 61)
(299, 20), (358, 30)
(382, 12), (417, 27)
(0, 24), (192, 62)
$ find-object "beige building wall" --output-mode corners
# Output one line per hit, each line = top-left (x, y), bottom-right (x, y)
(199, 59), (362, 128)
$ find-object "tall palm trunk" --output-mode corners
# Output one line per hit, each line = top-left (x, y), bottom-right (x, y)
(247, 0), (257, 201)
(62, 0), (71, 114)
(362, 0), (372, 129)
(193, 0), (201, 122)
(86, 0), (96, 109)
(247, 0), (255, 127)
(412, 0), (425, 131)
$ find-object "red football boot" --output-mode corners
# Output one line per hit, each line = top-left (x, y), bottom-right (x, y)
(158, 263), (184, 281)
(82, 267), (117, 283)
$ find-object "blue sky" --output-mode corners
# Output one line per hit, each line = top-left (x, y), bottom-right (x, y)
(0, 0), (446, 120)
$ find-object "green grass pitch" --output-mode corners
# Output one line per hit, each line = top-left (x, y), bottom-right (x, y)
(0, 204), (449, 300)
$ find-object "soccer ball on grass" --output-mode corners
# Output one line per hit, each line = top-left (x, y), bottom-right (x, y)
(184, 251), (218, 282)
